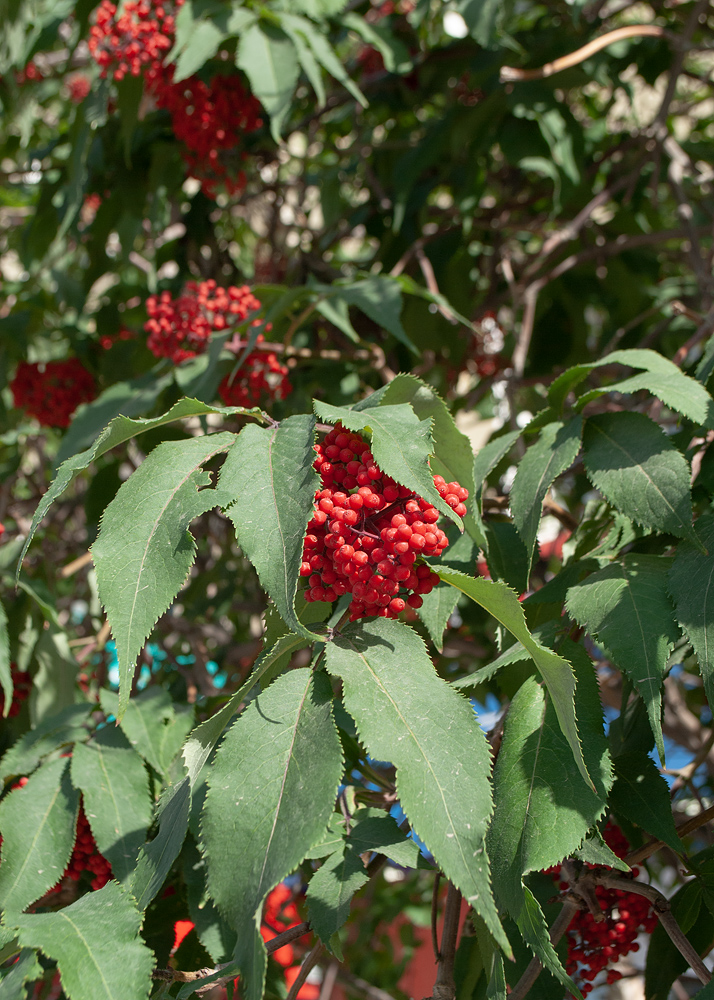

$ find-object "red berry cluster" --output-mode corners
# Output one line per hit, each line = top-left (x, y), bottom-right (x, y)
(88, 0), (262, 198)
(301, 425), (468, 621)
(551, 822), (657, 995)
(15, 60), (44, 84)
(66, 72), (92, 103)
(88, 0), (178, 81)
(10, 359), (95, 428)
(144, 287), (214, 363)
(153, 72), (262, 198)
(62, 806), (113, 891)
(218, 347), (291, 408)
(0, 665), (31, 718)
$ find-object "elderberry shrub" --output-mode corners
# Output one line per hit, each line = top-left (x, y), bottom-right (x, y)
(548, 822), (657, 995)
(301, 424), (468, 620)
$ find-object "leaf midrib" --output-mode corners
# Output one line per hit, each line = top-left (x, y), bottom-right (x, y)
(4, 772), (66, 907)
(55, 909), (116, 999)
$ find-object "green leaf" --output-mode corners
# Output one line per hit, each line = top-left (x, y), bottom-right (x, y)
(566, 555), (679, 765)
(306, 845), (368, 957)
(297, 25), (366, 109)
(379, 373), (477, 527)
(574, 830), (629, 872)
(324, 277), (413, 352)
(488, 669), (609, 891)
(0, 758), (79, 915)
(341, 11), (411, 73)
(669, 511), (714, 711)
(0, 704), (93, 784)
(510, 417), (582, 571)
(0, 598), (11, 716)
(236, 23), (299, 141)
(183, 836), (235, 963)
(19, 397), (264, 584)
(437, 568), (589, 789)
(220, 415), (321, 641)
(313, 401), (460, 528)
(549, 349), (713, 425)
(100, 687), (174, 777)
(610, 751), (683, 852)
(486, 952), (507, 1000)
(182, 631), (314, 789)
(0, 947), (42, 996)
(582, 412), (695, 541)
(14, 881), (154, 1000)
(417, 584), (459, 652)
(325, 618), (510, 955)
(347, 811), (422, 868)
(173, 19), (225, 81)
(202, 669), (343, 1000)
(471, 429), (521, 543)
(131, 777), (191, 912)
(280, 16), (326, 107)
(69, 728), (152, 883)
(92, 432), (236, 718)
(644, 880), (714, 1000)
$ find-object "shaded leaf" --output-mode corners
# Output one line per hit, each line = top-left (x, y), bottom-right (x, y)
(610, 752), (683, 852)
(0, 758), (79, 915)
(14, 881), (154, 1000)
(0, 947), (42, 996)
(92, 432), (236, 717)
(438, 568), (589, 788)
(306, 845), (367, 957)
(583, 412), (695, 541)
(220, 415), (321, 641)
(202, 669), (342, 1000)
(669, 512), (714, 711)
(325, 618), (510, 954)
(131, 777), (191, 912)
(236, 23), (299, 141)
(0, 704), (93, 784)
(567, 555), (679, 765)
(510, 417), (582, 571)
(100, 687), (173, 777)
(70, 728), (152, 882)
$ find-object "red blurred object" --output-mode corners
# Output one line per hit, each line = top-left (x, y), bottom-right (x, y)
(10, 359), (95, 428)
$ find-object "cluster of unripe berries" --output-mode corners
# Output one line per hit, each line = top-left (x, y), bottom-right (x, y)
(88, 0), (262, 197)
(10, 359), (95, 428)
(0, 665), (31, 718)
(301, 425), (468, 621)
(549, 822), (657, 995)
(144, 280), (291, 406)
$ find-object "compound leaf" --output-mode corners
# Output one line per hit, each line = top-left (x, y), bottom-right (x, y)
(325, 617), (510, 955)
(93, 432), (236, 718)
(202, 669), (342, 1000)
(14, 881), (154, 1000)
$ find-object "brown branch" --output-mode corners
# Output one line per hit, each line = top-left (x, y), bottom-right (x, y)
(500, 25), (667, 82)
(416, 248), (457, 325)
(597, 874), (712, 985)
(626, 804), (714, 866)
(431, 871), (442, 961)
(432, 882), (462, 1000)
(60, 551), (93, 578)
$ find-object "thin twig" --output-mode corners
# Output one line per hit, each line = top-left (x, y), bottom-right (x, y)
(416, 248), (457, 324)
(60, 551), (93, 577)
(626, 804), (714, 866)
(598, 874), (711, 985)
(501, 25), (667, 82)
(431, 871), (442, 961)
(336, 969), (397, 1000)
(286, 941), (324, 1000)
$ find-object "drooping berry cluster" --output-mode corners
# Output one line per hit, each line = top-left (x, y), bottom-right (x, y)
(0, 665), (31, 718)
(88, 0), (262, 197)
(153, 72), (262, 198)
(551, 822), (657, 995)
(218, 347), (291, 408)
(10, 359), (95, 428)
(144, 280), (291, 406)
(88, 0), (178, 81)
(301, 425), (468, 621)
